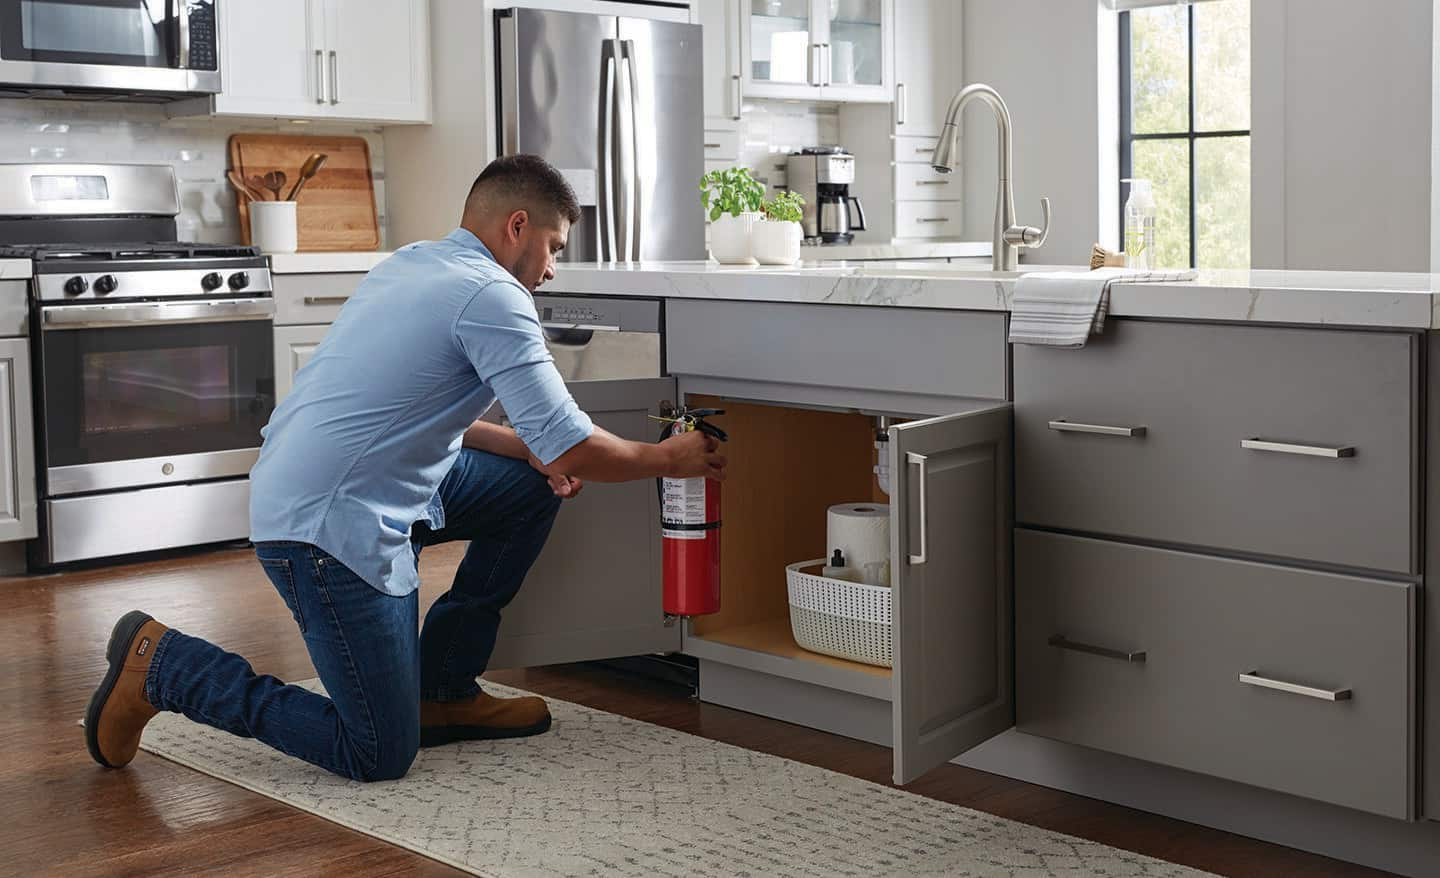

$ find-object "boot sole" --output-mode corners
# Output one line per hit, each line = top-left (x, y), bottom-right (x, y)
(419, 712), (552, 748)
(84, 610), (154, 769)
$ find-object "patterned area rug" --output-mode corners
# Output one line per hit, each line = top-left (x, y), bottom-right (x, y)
(139, 680), (1212, 878)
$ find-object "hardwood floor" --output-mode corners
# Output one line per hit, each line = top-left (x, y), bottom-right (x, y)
(0, 542), (1390, 877)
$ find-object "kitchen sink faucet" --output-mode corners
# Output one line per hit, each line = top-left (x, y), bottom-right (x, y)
(931, 83), (1051, 271)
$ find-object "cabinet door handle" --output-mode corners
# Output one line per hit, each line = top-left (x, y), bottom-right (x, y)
(915, 217), (949, 223)
(1048, 635), (1146, 663)
(1240, 438), (1355, 459)
(314, 49), (325, 104)
(1239, 671), (1352, 702)
(915, 180), (949, 186)
(906, 451), (928, 565)
(1048, 419), (1147, 438)
(328, 50), (339, 105)
(303, 296), (350, 306)
(896, 82), (906, 125)
(731, 74), (741, 120)
(916, 146), (935, 154)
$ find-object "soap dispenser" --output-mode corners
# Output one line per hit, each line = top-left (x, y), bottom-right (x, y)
(823, 549), (860, 583)
(1122, 178), (1156, 270)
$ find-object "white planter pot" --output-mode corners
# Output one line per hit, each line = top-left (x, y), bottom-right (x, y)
(708, 212), (757, 265)
(752, 219), (803, 265)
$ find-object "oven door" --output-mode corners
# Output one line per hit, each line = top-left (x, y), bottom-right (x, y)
(37, 297), (274, 495)
(0, 0), (219, 94)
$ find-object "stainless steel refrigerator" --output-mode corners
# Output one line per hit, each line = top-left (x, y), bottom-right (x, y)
(495, 8), (706, 262)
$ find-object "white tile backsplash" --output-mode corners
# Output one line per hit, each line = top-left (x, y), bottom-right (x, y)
(735, 99), (840, 193)
(0, 101), (388, 247)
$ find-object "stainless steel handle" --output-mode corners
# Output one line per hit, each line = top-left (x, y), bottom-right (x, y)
(1049, 635), (1147, 663)
(177, 1), (191, 68)
(315, 49), (325, 104)
(1005, 197), (1053, 248)
(618, 41), (642, 261)
(42, 298), (275, 330)
(907, 451), (928, 565)
(1241, 438), (1356, 459)
(1239, 671), (1352, 702)
(303, 296), (350, 306)
(600, 43), (619, 261)
(540, 322), (621, 332)
(1048, 419), (1147, 438)
(704, 142), (722, 149)
(328, 50), (339, 105)
(896, 82), (906, 125)
(731, 74), (742, 120)
(821, 43), (831, 86)
(915, 147), (934, 154)
(916, 180), (949, 186)
(916, 217), (949, 223)
(808, 43), (817, 86)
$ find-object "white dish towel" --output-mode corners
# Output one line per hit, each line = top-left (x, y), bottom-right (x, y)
(1009, 267), (1198, 348)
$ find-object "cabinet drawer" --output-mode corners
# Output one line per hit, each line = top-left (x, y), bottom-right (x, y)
(703, 129), (740, 161)
(272, 273), (363, 325)
(1014, 320), (1417, 572)
(667, 299), (1006, 401)
(895, 162), (958, 201)
(894, 201), (962, 239)
(1016, 529), (1415, 818)
(894, 134), (940, 164)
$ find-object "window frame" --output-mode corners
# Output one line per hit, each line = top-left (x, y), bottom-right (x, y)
(1119, 5), (1250, 268)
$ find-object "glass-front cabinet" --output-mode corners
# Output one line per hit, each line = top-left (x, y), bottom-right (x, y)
(740, 0), (892, 102)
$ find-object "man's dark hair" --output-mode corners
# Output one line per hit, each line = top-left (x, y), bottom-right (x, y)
(466, 154), (581, 226)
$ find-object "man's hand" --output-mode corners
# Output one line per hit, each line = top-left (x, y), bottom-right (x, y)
(663, 430), (727, 480)
(546, 472), (584, 499)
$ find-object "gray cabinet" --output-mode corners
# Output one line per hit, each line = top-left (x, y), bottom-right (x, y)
(1015, 528), (1415, 819)
(0, 337), (36, 542)
(273, 324), (329, 403)
(486, 378), (683, 669)
(1014, 320), (1417, 573)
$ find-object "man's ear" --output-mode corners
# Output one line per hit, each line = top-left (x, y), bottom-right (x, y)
(507, 209), (529, 242)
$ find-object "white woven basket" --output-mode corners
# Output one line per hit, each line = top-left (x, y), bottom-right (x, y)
(785, 559), (893, 668)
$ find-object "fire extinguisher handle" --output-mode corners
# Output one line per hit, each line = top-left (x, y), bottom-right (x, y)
(696, 421), (728, 442)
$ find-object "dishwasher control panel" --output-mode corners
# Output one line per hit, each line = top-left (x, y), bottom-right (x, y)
(532, 294), (660, 333)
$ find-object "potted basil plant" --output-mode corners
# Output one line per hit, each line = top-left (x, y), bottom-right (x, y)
(699, 166), (764, 265)
(753, 190), (805, 265)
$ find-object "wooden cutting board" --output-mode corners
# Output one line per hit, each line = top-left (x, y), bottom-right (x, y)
(229, 134), (379, 252)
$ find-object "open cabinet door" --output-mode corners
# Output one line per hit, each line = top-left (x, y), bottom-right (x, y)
(891, 404), (1014, 784)
(486, 377), (682, 669)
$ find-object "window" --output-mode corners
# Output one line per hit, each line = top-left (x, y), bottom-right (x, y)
(1120, 0), (1250, 269)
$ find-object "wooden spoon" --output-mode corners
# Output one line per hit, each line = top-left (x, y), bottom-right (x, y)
(260, 170), (288, 202)
(246, 174), (273, 200)
(283, 153), (328, 201)
(226, 170), (266, 202)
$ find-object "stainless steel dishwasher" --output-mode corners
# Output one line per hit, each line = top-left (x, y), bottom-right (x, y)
(535, 295), (661, 381)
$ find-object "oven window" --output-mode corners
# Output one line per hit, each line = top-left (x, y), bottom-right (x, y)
(41, 318), (275, 470)
(83, 345), (234, 436)
(2, 0), (170, 67)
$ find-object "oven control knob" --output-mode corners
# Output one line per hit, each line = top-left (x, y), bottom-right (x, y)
(227, 271), (250, 291)
(93, 275), (118, 295)
(63, 276), (88, 296)
(201, 271), (224, 291)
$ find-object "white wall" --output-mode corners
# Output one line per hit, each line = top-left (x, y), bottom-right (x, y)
(961, 1), (1109, 265)
(1252, 0), (1433, 271)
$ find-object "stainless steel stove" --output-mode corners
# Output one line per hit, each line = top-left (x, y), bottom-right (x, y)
(0, 163), (274, 566)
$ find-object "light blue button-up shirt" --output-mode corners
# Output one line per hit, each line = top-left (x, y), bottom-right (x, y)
(249, 228), (594, 596)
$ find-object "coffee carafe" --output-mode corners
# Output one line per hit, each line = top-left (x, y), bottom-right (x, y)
(785, 147), (867, 244)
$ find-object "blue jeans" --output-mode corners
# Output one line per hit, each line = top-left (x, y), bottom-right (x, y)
(144, 449), (562, 781)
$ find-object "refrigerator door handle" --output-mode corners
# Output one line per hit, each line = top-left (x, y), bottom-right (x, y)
(620, 39), (642, 261)
(600, 40), (619, 262)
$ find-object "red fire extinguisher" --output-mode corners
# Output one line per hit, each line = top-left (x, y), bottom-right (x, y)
(656, 405), (726, 618)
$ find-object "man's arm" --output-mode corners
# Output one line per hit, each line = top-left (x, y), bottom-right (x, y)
(461, 419), (530, 460)
(531, 426), (724, 484)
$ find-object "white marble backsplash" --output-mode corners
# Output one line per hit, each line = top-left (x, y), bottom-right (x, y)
(736, 99), (840, 194)
(0, 100), (387, 247)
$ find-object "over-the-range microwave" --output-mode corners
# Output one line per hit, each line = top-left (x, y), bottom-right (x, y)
(0, 0), (219, 100)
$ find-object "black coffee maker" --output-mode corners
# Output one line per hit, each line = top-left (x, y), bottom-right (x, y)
(786, 147), (867, 244)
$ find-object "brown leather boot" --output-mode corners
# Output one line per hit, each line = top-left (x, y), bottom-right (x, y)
(419, 690), (552, 747)
(85, 611), (167, 769)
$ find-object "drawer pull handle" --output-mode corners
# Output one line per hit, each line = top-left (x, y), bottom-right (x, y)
(1240, 438), (1355, 458)
(915, 179), (949, 186)
(303, 296), (350, 306)
(1048, 419), (1147, 438)
(915, 217), (949, 223)
(907, 451), (928, 565)
(704, 142), (722, 149)
(915, 146), (935, 154)
(1239, 671), (1352, 702)
(1049, 634), (1146, 663)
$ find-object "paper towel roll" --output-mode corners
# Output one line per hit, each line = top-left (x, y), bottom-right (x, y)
(827, 503), (890, 584)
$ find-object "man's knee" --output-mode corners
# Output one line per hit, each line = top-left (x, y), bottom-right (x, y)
(354, 733), (418, 782)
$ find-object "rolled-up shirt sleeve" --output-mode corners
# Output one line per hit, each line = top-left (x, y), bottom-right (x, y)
(454, 281), (594, 465)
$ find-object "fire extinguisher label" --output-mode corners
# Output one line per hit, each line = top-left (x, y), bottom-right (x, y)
(661, 477), (708, 540)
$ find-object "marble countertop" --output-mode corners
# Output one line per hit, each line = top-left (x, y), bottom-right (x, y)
(268, 251), (394, 274)
(794, 240), (992, 261)
(0, 259), (32, 280)
(545, 261), (1440, 330)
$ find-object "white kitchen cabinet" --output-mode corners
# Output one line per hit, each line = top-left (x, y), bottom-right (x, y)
(0, 337), (36, 542)
(210, 0), (430, 124)
(740, 0), (893, 103)
(273, 324), (328, 403)
(892, 0), (959, 136)
(699, 0), (743, 126)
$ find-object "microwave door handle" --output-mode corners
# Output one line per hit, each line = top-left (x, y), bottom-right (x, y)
(175, 0), (190, 68)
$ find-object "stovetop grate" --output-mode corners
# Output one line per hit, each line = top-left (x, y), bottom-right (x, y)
(0, 242), (262, 262)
